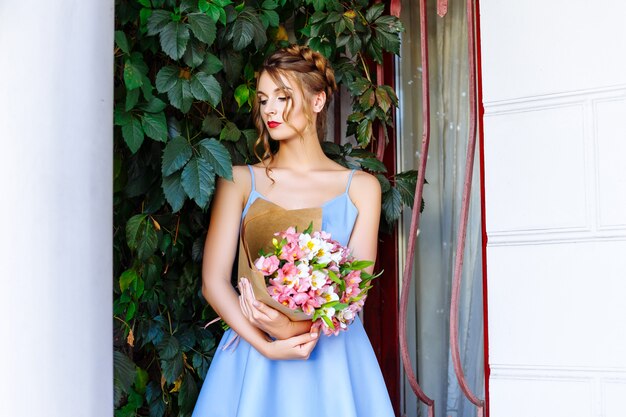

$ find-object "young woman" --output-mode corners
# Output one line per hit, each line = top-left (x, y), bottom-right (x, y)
(192, 45), (395, 417)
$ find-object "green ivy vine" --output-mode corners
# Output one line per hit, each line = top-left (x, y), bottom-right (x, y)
(113, 1), (418, 416)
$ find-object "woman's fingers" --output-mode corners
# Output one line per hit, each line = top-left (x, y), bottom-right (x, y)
(242, 278), (272, 321)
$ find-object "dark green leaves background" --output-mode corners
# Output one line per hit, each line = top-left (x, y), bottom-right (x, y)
(113, 1), (417, 416)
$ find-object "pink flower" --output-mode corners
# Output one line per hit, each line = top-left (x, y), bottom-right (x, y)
(254, 255), (280, 276)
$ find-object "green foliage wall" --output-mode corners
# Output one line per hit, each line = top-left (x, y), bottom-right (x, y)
(113, 0), (415, 415)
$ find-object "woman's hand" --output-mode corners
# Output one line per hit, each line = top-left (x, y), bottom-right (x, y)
(238, 277), (310, 339)
(260, 331), (319, 360)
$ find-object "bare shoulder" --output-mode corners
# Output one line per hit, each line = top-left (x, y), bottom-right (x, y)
(215, 165), (252, 206)
(349, 170), (382, 206)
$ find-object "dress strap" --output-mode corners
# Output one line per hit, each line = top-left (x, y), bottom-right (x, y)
(247, 165), (256, 192)
(345, 169), (356, 193)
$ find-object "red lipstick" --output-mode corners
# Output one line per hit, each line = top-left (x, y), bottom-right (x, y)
(267, 121), (281, 128)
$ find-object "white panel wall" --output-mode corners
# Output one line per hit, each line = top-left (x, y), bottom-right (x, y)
(480, 1), (626, 416)
(0, 1), (114, 417)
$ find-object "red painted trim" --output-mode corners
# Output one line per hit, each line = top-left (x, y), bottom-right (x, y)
(474, 0), (491, 415)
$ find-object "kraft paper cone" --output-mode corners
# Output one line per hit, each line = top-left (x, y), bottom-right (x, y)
(238, 198), (322, 321)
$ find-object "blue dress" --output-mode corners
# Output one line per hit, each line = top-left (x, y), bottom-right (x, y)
(192, 165), (395, 417)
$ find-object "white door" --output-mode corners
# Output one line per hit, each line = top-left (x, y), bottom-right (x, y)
(480, 1), (626, 416)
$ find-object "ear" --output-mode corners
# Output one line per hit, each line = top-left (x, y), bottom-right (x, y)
(311, 91), (326, 113)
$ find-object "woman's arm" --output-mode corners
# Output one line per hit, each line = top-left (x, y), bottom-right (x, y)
(346, 171), (382, 274)
(201, 167), (318, 359)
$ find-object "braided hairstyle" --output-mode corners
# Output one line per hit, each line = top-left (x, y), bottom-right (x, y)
(252, 44), (338, 166)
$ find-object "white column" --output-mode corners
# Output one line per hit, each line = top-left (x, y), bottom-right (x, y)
(0, 1), (114, 417)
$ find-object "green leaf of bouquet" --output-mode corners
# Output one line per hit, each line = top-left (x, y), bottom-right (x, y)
(162, 136), (193, 176)
(119, 268), (139, 293)
(198, 138), (233, 180)
(181, 156), (215, 208)
(155, 66), (179, 93)
(347, 260), (375, 270)
(190, 72), (222, 106)
(115, 30), (130, 54)
(147, 9), (171, 36)
(321, 315), (334, 329)
(327, 270), (342, 285)
(141, 112), (168, 142)
(382, 186), (402, 224)
(188, 12), (216, 45)
(220, 121), (241, 142)
(159, 21), (190, 60)
(122, 116), (144, 154)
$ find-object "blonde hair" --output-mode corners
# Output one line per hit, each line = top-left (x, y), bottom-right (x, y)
(252, 45), (338, 170)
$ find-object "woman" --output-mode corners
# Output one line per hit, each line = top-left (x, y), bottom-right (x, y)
(192, 45), (395, 417)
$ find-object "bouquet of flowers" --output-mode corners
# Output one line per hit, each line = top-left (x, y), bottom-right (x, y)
(252, 223), (379, 336)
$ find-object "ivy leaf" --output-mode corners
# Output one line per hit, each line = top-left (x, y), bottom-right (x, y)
(221, 49), (243, 85)
(147, 9), (172, 35)
(126, 214), (158, 260)
(122, 116), (144, 153)
(375, 26), (401, 55)
(356, 119), (372, 146)
(219, 121), (241, 142)
(231, 13), (255, 50)
(190, 72), (222, 106)
(382, 187), (402, 224)
(167, 79), (194, 113)
(119, 269), (138, 293)
(160, 21), (190, 60)
(114, 106), (131, 126)
(182, 36), (206, 68)
(375, 174), (391, 193)
(125, 88), (140, 111)
(201, 113), (222, 136)
(366, 3), (385, 22)
(358, 157), (387, 173)
(141, 112), (168, 142)
(395, 170), (421, 209)
(114, 351), (137, 407)
(162, 171), (186, 213)
(157, 333), (180, 360)
(178, 373), (199, 414)
(188, 12), (216, 46)
(346, 35), (362, 57)
(181, 156), (215, 208)
(198, 138), (233, 180)
(140, 97), (167, 113)
(155, 66), (179, 93)
(162, 136), (192, 176)
(261, 9), (279, 28)
(160, 354), (183, 385)
(200, 52), (223, 75)
(115, 30), (130, 54)
(234, 84), (249, 108)
(124, 56), (144, 90)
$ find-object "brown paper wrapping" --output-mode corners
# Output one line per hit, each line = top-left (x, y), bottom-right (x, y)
(238, 199), (322, 321)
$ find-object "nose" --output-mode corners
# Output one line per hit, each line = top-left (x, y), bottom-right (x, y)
(263, 97), (276, 115)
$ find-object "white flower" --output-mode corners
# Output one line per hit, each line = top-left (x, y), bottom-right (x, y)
(322, 285), (339, 303)
(322, 306), (336, 319)
(311, 270), (327, 290)
(296, 262), (310, 278)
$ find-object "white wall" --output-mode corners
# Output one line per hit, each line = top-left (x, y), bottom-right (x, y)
(480, 1), (626, 416)
(0, 1), (114, 416)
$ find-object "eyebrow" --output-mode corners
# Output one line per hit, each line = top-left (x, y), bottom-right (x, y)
(257, 87), (293, 96)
